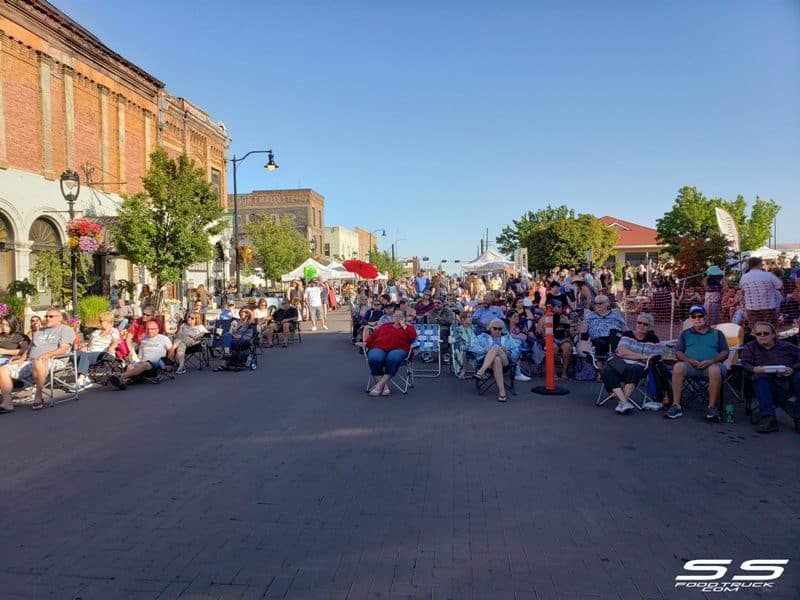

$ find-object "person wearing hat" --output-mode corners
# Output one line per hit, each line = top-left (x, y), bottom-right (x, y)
(535, 299), (575, 380)
(703, 266), (727, 325)
(666, 305), (729, 421)
(219, 301), (239, 320)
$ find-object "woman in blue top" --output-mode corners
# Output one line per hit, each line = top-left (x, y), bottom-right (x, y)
(469, 318), (522, 402)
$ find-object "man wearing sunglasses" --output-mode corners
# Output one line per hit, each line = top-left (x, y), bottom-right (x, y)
(0, 308), (74, 412)
(667, 305), (729, 421)
(739, 321), (800, 434)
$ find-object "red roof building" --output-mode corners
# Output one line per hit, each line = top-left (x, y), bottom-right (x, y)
(598, 216), (666, 265)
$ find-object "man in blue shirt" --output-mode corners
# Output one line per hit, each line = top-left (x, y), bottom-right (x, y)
(414, 270), (430, 298)
(472, 292), (505, 333)
(666, 305), (729, 421)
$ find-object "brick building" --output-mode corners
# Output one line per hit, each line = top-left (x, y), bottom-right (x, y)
(229, 189), (325, 257)
(0, 0), (229, 301)
(354, 226), (379, 262)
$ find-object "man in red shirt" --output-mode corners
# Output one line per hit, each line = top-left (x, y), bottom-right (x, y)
(125, 306), (165, 346)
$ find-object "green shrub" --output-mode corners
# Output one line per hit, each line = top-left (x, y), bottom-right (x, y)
(78, 295), (110, 324)
(0, 294), (25, 319)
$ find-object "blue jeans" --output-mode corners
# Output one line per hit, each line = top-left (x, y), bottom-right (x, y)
(752, 372), (800, 418)
(367, 349), (407, 377)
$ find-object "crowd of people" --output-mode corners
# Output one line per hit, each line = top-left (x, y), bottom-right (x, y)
(352, 262), (800, 434)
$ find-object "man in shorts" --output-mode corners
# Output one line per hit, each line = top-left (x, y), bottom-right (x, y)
(304, 279), (328, 331)
(0, 307), (74, 412)
(109, 321), (173, 390)
(666, 305), (729, 421)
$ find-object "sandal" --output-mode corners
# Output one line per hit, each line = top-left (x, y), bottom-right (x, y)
(368, 386), (382, 396)
(381, 387), (390, 396)
(497, 395), (507, 403)
(31, 401), (45, 411)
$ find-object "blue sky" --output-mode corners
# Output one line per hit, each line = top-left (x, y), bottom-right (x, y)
(54, 0), (800, 262)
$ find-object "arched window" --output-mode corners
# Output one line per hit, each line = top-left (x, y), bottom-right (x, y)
(29, 218), (64, 302)
(29, 218), (63, 252)
(0, 214), (15, 292)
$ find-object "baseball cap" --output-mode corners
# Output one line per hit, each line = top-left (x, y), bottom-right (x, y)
(689, 305), (706, 316)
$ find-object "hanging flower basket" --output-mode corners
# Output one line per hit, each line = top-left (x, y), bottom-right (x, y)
(67, 218), (104, 254)
(237, 245), (254, 265)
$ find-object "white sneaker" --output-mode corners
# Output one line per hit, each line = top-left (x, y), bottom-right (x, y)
(311, 326), (317, 331)
(615, 402), (625, 414)
(620, 400), (635, 414)
(515, 373), (531, 382)
(322, 325), (329, 330)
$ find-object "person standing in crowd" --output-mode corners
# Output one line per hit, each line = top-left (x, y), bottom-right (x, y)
(414, 270), (430, 298)
(304, 279), (328, 331)
(739, 256), (782, 326)
(703, 266), (727, 325)
(622, 262), (634, 298)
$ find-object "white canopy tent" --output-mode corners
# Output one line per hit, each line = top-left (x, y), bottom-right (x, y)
(747, 246), (783, 261)
(280, 258), (335, 282)
(325, 261), (358, 280)
(459, 249), (516, 273)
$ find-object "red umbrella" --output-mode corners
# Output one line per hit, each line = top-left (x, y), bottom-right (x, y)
(343, 259), (379, 279)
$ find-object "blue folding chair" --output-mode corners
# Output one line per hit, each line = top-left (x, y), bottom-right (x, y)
(413, 324), (442, 378)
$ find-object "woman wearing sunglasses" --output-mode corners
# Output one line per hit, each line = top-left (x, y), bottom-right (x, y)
(469, 318), (522, 403)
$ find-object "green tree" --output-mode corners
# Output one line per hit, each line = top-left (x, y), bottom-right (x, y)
(656, 186), (780, 255)
(497, 205), (617, 272)
(110, 149), (224, 289)
(522, 212), (617, 273)
(496, 205), (575, 257)
(369, 248), (405, 277)
(244, 214), (311, 281)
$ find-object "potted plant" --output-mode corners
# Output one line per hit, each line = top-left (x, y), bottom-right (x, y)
(78, 295), (110, 334)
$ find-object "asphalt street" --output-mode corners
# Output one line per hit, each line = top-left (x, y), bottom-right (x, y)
(1, 309), (798, 600)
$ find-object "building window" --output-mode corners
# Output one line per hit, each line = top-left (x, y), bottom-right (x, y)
(624, 252), (646, 265)
(0, 214), (15, 292)
(210, 169), (221, 198)
(324, 243), (331, 257)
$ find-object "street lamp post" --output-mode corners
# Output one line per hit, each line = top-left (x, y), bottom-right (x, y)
(231, 149), (278, 295)
(367, 228), (386, 262)
(59, 169), (81, 316)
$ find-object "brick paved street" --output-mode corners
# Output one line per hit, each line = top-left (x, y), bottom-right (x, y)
(1, 310), (798, 599)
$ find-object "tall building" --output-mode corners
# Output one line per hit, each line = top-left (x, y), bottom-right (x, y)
(355, 227), (378, 262)
(0, 0), (229, 301)
(323, 226), (359, 261)
(228, 189), (325, 256)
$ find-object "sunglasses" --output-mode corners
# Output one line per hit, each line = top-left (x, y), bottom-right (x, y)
(690, 314), (705, 319)
(45, 314), (60, 319)
(636, 321), (649, 326)
(490, 327), (503, 331)
(754, 331), (772, 337)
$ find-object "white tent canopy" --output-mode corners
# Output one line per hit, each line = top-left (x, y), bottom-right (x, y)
(459, 249), (516, 273)
(280, 258), (335, 282)
(747, 246), (783, 261)
(324, 261), (358, 280)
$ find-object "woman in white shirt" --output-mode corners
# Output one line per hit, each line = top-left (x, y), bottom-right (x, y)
(77, 311), (121, 387)
(172, 312), (209, 374)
